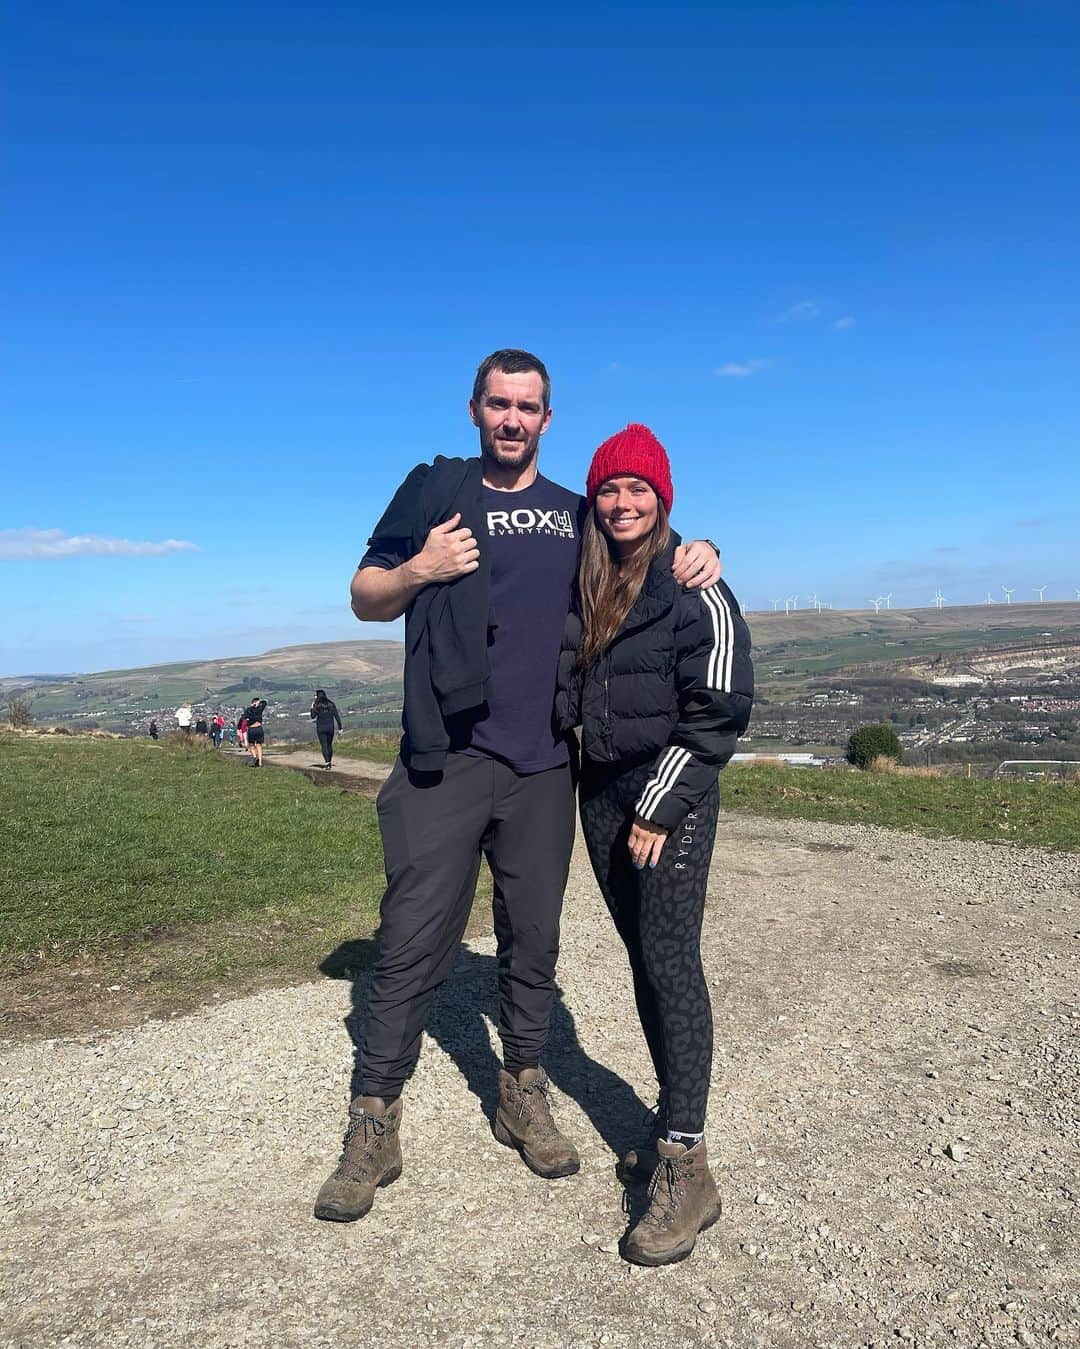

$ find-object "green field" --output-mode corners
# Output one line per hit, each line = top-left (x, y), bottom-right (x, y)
(0, 735), (387, 993)
(723, 763), (1080, 850)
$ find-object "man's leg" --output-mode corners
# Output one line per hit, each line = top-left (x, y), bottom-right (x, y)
(316, 753), (493, 1222)
(484, 760), (579, 1178)
(358, 753), (493, 1100)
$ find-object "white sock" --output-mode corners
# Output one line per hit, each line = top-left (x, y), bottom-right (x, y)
(666, 1129), (704, 1148)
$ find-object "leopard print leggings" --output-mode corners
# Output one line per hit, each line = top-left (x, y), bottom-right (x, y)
(579, 761), (719, 1134)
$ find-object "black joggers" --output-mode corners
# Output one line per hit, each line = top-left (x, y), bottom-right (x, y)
(359, 752), (576, 1101)
(317, 728), (335, 764)
(579, 761), (720, 1135)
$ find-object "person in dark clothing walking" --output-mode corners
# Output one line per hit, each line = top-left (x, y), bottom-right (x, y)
(313, 350), (723, 1225)
(555, 424), (753, 1267)
(242, 698), (267, 767)
(148, 719), (158, 740)
(310, 689), (343, 767)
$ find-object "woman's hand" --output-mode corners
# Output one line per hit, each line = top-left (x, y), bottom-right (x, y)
(628, 815), (669, 869)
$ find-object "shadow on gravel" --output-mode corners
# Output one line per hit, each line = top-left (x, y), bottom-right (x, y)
(320, 941), (645, 1160)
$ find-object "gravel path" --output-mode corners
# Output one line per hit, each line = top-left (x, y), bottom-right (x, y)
(2, 813), (1077, 1348)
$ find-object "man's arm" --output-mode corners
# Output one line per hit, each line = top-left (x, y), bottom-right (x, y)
(672, 539), (722, 589)
(350, 512), (480, 622)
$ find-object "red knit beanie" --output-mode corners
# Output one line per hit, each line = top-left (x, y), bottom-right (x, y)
(586, 423), (673, 514)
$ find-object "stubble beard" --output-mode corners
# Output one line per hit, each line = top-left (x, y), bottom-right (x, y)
(480, 428), (541, 477)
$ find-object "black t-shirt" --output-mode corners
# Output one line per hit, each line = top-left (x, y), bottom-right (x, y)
(361, 472), (587, 774)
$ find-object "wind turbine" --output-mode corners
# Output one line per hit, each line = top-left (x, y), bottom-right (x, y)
(1075, 589), (1080, 601)
(1035, 585), (1047, 602)
(933, 590), (945, 610)
(1002, 585), (1015, 605)
(985, 591), (996, 605)
(884, 593), (893, 609)
(869, 596), (884, 613)
(771, 599), (781, 611)
(808, 592), (821, 612)
(784, 597), (793, 615)
(791, 595), (799, 611)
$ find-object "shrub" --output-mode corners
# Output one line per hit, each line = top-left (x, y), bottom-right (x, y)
(6, 695), (34, 729)
(846, 723), (902, 770)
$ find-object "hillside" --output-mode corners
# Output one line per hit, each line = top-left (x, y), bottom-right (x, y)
(8, 602), (1080, 752)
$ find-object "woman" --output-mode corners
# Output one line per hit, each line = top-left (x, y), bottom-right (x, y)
(243, 698), (267, 767)
(310, 689), (343, 768)
(556, 424), (753, 1267)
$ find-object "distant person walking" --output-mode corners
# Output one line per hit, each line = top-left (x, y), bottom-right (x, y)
(310, 690), (343, 768)
(211, 713), (225, 748)
(226, 721), (237, 747)
(238, 713), (249, 750)
(175, 704), (192, 735)
(242, 698), (267, 767)
(148, 719), (159, 741)
(194, 715), (209, 737)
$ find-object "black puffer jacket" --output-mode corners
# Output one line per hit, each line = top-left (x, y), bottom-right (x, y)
(555, 547), (753, 830)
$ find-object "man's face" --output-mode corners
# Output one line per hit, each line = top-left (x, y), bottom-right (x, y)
(469, 369), (552, 473)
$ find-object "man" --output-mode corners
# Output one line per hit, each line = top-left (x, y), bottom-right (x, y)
(175, 703), (192, 735)
(314, 349), (720, 1223)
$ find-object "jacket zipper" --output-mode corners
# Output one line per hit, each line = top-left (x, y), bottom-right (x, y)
(602, 655), (613, 760)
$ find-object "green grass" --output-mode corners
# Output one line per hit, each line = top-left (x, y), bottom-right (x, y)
(328, 731), (402, 764)
(723, 763), (1080, 850)
(0, 734), (387, 981)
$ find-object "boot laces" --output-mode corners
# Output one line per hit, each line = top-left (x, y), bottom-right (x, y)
(512, 1075), (559, 1138)
(641, 1155), (687, 1229)
(337, 1110), (388, 1179)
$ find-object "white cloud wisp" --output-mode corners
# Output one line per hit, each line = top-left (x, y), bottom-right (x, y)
(715, 359), (770, 378)
(0, 528), (200, 560)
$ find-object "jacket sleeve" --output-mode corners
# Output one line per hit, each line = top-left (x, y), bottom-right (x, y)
(634, 578), (754, 831)
(358, 461), (432, 568)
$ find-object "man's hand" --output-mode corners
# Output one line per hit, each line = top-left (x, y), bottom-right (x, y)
(409, 513), (480, 585)
(628, 815), (669, 870)
(672, 539), (721, 589)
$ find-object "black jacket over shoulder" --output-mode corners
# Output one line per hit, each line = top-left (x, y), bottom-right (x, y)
(364, 455), (491, 772)
(555, 547), (753, 830)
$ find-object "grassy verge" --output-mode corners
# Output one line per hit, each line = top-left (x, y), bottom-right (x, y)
(722, 763), (1080, 850)
(327, 732), (402, 764)
(0, 734), (391, 1028)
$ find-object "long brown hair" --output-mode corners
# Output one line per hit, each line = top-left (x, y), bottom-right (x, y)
(577, 500), (671, 667)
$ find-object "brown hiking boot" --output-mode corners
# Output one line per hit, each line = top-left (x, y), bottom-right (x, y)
(622, 1137), (722, 1266)
(313, 1094), (403, 1222)
(618, 1089), (669, 1182)
(493, 1067), (580, 1179)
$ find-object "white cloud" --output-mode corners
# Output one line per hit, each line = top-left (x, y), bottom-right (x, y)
(0, 528), (200, 560)
(715, 359), (770, 378)
(832, 315), (857, 330)
(777, 300), (821, 323)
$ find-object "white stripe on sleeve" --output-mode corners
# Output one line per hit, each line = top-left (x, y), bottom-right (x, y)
(636, 746), (692, 821)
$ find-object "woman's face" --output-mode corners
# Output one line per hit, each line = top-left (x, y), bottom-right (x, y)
(594, 476), (659, 553)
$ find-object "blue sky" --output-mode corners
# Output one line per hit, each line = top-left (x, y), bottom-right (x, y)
(3, 1), (1078, 674)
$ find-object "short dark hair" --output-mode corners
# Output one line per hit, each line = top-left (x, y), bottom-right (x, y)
(472, 348), (551, 410)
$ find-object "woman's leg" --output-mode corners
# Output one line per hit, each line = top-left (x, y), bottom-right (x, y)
(634, 781), (720, 1135)
(579, 770), (668, 1093)
(318, 729), (333, 764)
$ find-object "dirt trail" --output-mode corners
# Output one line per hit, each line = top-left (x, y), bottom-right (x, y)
(2, 814), (1077, 1348)
(262, 748), (393, 783)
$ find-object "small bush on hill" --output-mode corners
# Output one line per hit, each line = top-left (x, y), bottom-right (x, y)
(847, 723), (902, 770)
